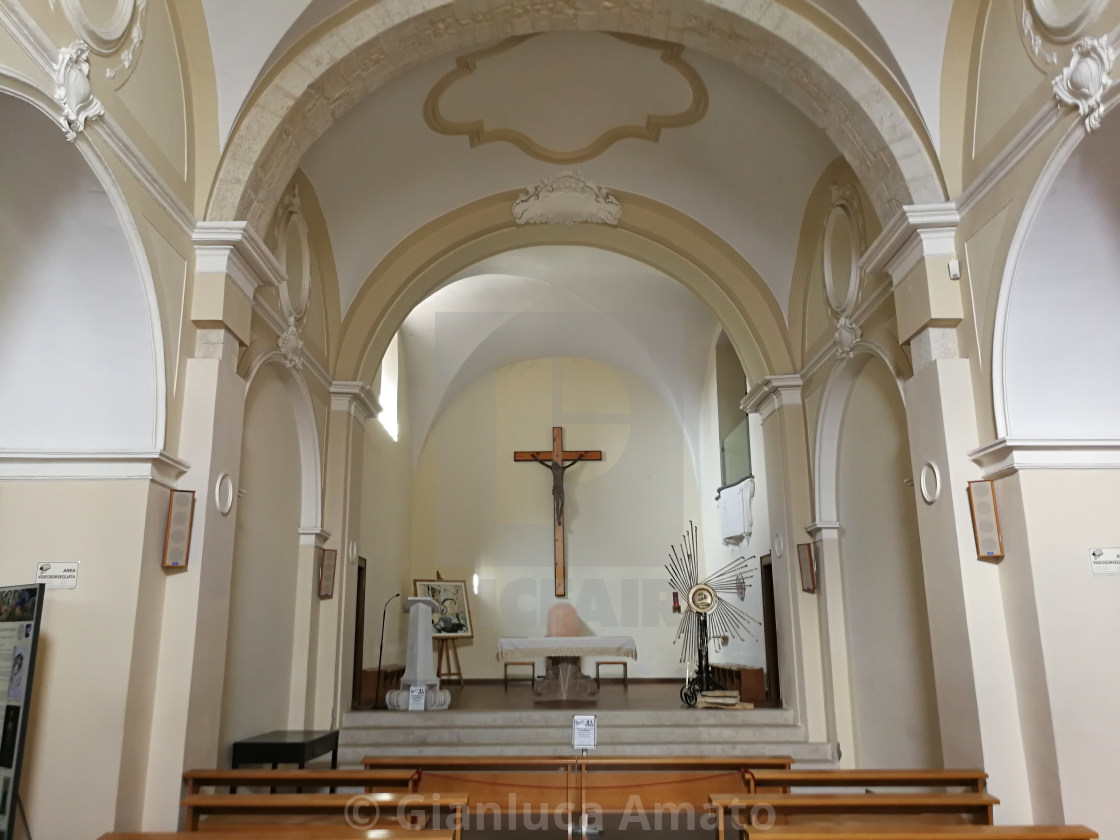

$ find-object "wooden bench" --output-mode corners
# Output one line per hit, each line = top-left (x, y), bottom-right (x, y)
(735, 826), (1098, 840)
(100, 833), (449, 840)
(502, 660), (535, 688)
(709, 792), (1001, 838)
(181, 791), (467, 839)
(744, 769), (989, 794)
(183, 768), (420, 795)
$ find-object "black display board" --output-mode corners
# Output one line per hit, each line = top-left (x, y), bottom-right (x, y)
(0, 584), (43, 840)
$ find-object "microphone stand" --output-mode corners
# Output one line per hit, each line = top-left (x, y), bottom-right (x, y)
(374, 593), (400, 709)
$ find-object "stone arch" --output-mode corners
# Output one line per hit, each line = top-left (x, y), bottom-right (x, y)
(992, 104), (1120, 442)
(207, 0), (944, 231)
(335, 190), (793, 391)
(813, 341), (905, 524)
(244, 351), (324, 533)
(0, 75), (166, 454)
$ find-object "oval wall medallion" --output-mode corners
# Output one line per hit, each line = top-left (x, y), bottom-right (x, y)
(823, 203), (859, 313)
(773, 533), (785, 558)
(919, 462), (941, 505)
(215, 472), (235, 515)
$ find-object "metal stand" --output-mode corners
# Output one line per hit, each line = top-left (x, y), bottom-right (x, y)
(680, 613), (721, 707)
(373, 593), (399, 709)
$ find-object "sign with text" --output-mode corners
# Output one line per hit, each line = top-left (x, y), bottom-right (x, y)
(572, 714), (597, 750)
(408, 685), (427, 711)
(1089, 548), (1120, 575)
(34, 562), (78, 590)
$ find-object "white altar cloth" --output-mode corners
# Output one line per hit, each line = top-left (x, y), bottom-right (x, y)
(497, 636), (638, 661)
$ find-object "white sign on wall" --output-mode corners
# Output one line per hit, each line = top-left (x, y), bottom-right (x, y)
(35, 562), (78, 590)
(572, 715), (597, 749)
(1089, 548), (1120, 575)
(408, 685), (427, 711)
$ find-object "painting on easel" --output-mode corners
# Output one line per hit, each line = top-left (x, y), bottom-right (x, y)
(413, 579), (473, 639)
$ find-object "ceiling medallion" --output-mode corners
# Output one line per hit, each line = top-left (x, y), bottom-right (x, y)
(425, 33), (708, 164)
(513, 171), (622, 225)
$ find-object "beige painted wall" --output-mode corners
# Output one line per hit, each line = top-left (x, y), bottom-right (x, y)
(411, 357), (701, 679)
(838, 358), (941, 768)
(219, 364), (302, 761)
(0, 479), (159, 838)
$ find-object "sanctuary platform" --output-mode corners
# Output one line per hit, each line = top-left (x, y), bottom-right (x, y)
(340, 682), (834, 764)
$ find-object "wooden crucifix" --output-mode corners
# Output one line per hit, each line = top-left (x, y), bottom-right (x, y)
(514, 426), (603, 597)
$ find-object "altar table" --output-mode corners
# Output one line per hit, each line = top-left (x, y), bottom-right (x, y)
(497, 636), (637, 702)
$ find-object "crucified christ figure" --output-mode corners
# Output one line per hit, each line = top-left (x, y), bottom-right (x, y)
(531, 452), (588, 527)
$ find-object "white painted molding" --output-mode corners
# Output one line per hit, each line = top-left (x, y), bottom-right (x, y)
(859, 203), (959, 281)
(0, 449), (188, 483)
(1052, 35), (1114, 131)
(512, 171), (621, 225)
(969, 438), (1120, 478)
(806, 521), (840, 536)
(330, 381), (380, 422)
(741, 374), (803, 421)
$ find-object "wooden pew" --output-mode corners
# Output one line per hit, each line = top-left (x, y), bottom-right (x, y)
(183, 768), (419, 795)
(101, 831), (454, 840)
(181, 791), (467, 839)
(709, 792), (1001, 839)
(735, 826), (1098, 840)
(744, 769), (989, 794)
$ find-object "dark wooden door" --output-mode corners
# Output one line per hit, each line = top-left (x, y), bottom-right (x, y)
(760, 556), (781, 705)
(351, 557), (367, 710)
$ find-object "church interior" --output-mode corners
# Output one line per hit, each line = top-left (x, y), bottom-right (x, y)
(0, 1), (1118, 838)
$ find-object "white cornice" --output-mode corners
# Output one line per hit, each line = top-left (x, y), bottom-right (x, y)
(741, 374), (803, 420)
(193, 221), (284, 299)
(330, 381), (380, 422)
(969, 438), (1120, 479)
(806, 521), (840, 536)
(0, 450), (190, 483)
(299, 527), (332, 546)
(860, 203), (959, 281)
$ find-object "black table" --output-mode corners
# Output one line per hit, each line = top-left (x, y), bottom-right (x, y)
(230, 730), (339, 792)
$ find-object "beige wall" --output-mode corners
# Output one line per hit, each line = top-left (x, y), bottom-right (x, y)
(0, 479), (160, 838)
(837, 358), (941, 768)
(219, 364), (302, 760)
(411, 356), (700, 679)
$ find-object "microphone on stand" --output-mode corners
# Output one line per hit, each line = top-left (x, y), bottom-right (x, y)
(374, 593), (401, 710)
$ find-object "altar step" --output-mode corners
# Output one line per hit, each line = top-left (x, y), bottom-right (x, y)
(338, 707), (836, 764)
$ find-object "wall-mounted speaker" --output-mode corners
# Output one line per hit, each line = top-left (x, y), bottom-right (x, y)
(163, 489), (196, 569)
(967, 480), (1003, 562)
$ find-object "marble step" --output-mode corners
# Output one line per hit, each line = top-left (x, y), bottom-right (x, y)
(341, 723), (808, 746)
(337, 740), (836, 762)
(342, 706), (797, 728)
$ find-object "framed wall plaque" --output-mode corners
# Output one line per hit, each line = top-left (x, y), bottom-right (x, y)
(797, 542), (817, 594)
(318, 549), (338, 599)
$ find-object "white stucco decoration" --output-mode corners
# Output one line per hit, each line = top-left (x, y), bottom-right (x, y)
(513, 171), (621, 225)
(215, 472), (235, 515)
(278, 316), (305, 370)
(1053, 35), (1114, 131)
(919, 462), (941, 504)
(275, 183), (312, 321)
(1029, 0), (1108, 42)
(49, 0), (146, 83)
(833, 315), (862, 360)
(822, 184), (864, 314)
(1021, 4), (1060, 66)
(53, 40), (103, 140)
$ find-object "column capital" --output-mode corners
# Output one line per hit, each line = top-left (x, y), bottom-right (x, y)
(299, 527), (332, 547)
(193, 221), (283, 299)
(860, 203), (959, 283)
(741, 374), (803, 421)
(806, 521), (841, 537)
(330, 381), (380, 423)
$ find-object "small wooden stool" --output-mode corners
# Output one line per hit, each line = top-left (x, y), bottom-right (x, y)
(595, 660), (628, 687)
(503, 661), (535, 688)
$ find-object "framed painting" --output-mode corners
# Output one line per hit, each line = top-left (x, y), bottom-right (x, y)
(413, 579), (473, 639)
(318, 549), (337, 599)
(797, 543), (817, 594)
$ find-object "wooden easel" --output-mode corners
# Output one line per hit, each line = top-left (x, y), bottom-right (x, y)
(435, 638), (463, 684)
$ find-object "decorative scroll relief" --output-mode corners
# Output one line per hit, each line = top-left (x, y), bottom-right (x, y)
(513, 172), (621, 225)
(1021, 5), (1060, 66)
(1028, 0), (1108, 43)
(1053, 35), (1114, 130)
(53, 41), (104, 141)
(49, 0), (146, 84)
(833, 315), (862, 360)
(273, 183), (311, 369)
